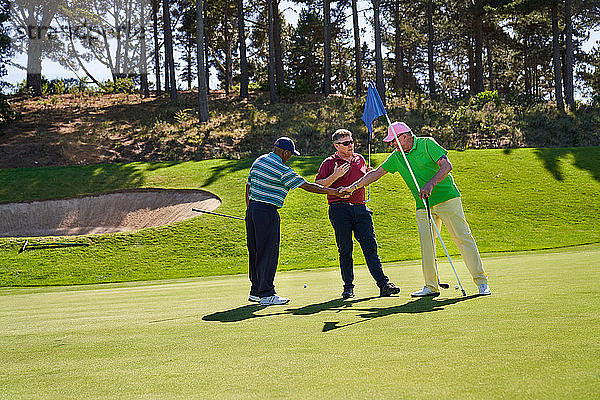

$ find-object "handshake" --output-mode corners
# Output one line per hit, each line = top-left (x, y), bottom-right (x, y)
(331, 184), (359, 198)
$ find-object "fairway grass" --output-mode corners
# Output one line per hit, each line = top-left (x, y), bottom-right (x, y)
(1, 147), (600, 286)
(2, 245), (599, 399)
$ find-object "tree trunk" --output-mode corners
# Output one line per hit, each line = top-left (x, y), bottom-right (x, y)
(224, 0), (231, 95)
(197, 0), (209, 122)
(23, 2), (59, 96)
(140, 0), (150, 97)
(524, 38), (531, 96)
(187, 39), (193, 90)
(26, 34), (43, 96)
(273, 0), (284, 90)
(163, 0), (170, 93)
(351, 0), (362, 97)
(123, 0), (132, 76)
(473, 4), (484, 94)
(468, 36), (474, 93)
(552, 1), (564, 112)
(268, 0), (277, 103)
(372, 0), (385, 104)
(237, 0), (249, 98)
(204, 5), (210, 91)
(337, 43), (344, 93)
(427, 0), (435, 97)
(393, 0), (403, 94)
(152, 0), (161, 95)
(564, 0), (574, 107)
(163, 0), (177, 101)
(323, 0), (331, 95)
(164, 49), (170, 93)
(486, 36), (493, 90)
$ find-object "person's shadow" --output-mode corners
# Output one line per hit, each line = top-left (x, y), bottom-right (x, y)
(287, 296), (379, 316)
(201, 294), (481, 328)
(202, 304), (270, 322)
(201, 296), (379, 323)
(322, 294), (481, 332)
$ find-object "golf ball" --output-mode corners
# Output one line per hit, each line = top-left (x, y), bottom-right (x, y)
(455, 285), (459, 290)
(304, 284), (307, 288)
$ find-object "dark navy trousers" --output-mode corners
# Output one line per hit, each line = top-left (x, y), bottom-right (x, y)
(328, 203), (389, 290)
(246, 200), (280, 298)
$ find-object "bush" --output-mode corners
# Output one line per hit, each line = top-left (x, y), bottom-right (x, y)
(0, 93), (17, 132)
(470, 90), (500, 107)
(102, 78), (136, 94)
(248, 81), (262, 91)
(16, 77), (88, 96)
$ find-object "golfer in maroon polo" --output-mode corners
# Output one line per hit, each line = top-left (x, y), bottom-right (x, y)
(316, 129), (400, 299)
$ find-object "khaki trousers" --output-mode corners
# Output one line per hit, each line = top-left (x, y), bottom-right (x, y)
(415, 197), (487, 292)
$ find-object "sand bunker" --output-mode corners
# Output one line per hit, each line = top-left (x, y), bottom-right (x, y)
(0, 188), (221, 237)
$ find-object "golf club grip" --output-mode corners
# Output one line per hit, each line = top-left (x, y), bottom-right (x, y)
(424, 197), (432, 219)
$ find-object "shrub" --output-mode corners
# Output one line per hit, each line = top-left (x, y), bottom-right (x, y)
(102, 78), (136, 94)
(248, 81), (262, 91)
(470, 90), (500, 107)
(0, 93), (16, 132)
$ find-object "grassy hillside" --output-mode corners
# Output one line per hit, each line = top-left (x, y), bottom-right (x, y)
(0, 146), (599, 287)
(2, 90), (598, 169)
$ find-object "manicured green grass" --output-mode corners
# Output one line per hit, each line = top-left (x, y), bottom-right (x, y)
(1, 147), (599, 286)
(1, 246), (599, 399)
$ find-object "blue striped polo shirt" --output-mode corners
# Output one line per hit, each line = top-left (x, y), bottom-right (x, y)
(247, 152), (306, 208)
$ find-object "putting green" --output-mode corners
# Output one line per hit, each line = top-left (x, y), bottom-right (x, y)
(1, 245), (599, 399)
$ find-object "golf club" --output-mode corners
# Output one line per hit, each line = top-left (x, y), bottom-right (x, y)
(424, 198), (450, 289)
(18, 240), (90, 254)
(191, 208), (245, 221)
(423, 197), (466, 296)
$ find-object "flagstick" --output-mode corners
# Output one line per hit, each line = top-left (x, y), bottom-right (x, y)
(384, 114), (466, 296)
(366, 133), (371, 202)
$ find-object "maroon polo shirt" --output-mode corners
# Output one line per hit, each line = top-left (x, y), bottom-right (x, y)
(316, 153), (367, 204)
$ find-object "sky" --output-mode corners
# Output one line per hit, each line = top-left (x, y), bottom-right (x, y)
(4, 1), (600, 99)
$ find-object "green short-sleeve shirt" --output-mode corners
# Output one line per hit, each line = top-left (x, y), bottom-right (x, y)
(380, 137), (461, 210)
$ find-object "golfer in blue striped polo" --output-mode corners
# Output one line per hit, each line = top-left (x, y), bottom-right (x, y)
(246, 137), (345, 305)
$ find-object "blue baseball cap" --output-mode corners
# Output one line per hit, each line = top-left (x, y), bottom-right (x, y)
(274, 137), (300, 155)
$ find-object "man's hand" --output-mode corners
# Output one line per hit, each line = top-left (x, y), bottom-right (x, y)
(336, 187), (351, 198)
(325, 187), (349, 197)
(419, 182), (434, 199)
(333, 162), (350, 179)
(339, 185), (356, 194)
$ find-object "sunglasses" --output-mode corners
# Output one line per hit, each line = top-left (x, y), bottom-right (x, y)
(335, 140), (354, 146)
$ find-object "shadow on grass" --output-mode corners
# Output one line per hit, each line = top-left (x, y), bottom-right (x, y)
(322, 294), (481, 332)
(202, 304), (268, 322)
(202, 159), (254, 187)
(0, 162), (178, 203)
(533, 147), (600, 183)
(201, 294), (482, 331)
(287, 296), (379, 315)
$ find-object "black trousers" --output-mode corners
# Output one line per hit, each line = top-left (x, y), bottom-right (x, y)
(328, 203), (389, 290)
(246, 200), (280, 298)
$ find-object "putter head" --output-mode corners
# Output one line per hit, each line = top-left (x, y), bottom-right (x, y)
(18, 240), (28, 254)
(439, 283), (450, 289)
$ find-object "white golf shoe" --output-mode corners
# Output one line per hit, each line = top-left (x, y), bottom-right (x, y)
(410, 286), (439, 297)
(478, 284), (491, 295)
(259, 295), (290, 306)
(248, 295), (260, 303)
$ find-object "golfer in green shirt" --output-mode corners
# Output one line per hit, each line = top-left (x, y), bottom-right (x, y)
(341, 122), (490, 297)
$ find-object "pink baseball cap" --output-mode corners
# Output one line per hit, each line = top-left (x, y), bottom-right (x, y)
(383, 122), (411, 142)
